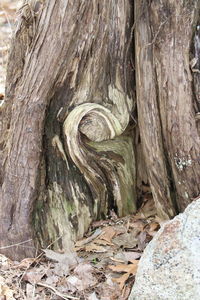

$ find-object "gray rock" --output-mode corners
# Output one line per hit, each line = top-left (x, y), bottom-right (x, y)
(129, 197), (200, 300)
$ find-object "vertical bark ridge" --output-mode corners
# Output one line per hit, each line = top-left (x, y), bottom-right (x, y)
(135, 1), (176, 219)
(135, 0), (200, 216)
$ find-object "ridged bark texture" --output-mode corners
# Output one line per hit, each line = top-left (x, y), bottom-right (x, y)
(135, 0), (200, 217)
(0, 0), (136, 260)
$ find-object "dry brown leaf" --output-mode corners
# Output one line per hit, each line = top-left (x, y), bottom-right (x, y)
(112, 232), (138, 248)
(75, 229), (102, 247)
(142, 221), (160, 237)
(109, 260), (139, 290)
(112, 272), (129, 290)
(129, 219), (146, 231)
(108, 260), (138, 274)
(99, 226), (116, 243)
(94, 238), (114, 246)
(13, 257), (36, 269)
(147, 222), (160, 232)
(74, 245), (84, 251)
(110, 257), (125, 263)
(91, 219), (111, 229)
(85, 243), (107, 253)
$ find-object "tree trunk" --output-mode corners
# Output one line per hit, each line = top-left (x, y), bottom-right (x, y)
(135, 0), (200, 217)
(0, 0), (137, 260)
(0, 0), (199, 261)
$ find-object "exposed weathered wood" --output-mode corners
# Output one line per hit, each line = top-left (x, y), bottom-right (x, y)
(0, 0), (136, 259)
(135, 0), (200, 216)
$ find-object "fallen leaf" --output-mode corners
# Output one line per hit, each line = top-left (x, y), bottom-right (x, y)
(96, 278), (121, 299)
(42, 249), (80, 273)
(85, 243), (107, 253)
(93, 238), (114, 246)
(74, 262), (94, 277)
(113, 232), (138, 249)
(108, 260), (139, 290)
(109, 260), (138, 274)
(110, 257), (125, 263)
(91, 219), (111, 229)
(137, 231), (147, 251)
(67, 263), (97, 291)
(45, 274), (59, 285)
(13, 257), (36, 269)
(53, 262), (71, 276)
(112, 272), (129, 290)
(129, 219), (146, 231)
(145, 221), (160, 236)
(75, 229), (102, 247)
(99, 226), (116, 243)
(43, 249), (78, 263)
(148, 222), (160, 231)
(113, 251), (141, 263)
(23, 269), (45, 284)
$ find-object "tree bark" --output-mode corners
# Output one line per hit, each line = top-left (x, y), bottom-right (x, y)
(135, 0), (200, 216)
(0, 0), (136, 260)
(0, 0), (200, 261)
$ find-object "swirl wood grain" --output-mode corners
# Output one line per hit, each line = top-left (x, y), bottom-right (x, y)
(63, 103), (136, 218)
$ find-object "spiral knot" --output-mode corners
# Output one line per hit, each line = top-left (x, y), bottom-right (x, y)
(63, 103), (136, 218)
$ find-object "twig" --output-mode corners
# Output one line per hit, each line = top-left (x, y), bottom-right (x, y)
(0, 239), (33, 249)
(37, 282), (79, 300)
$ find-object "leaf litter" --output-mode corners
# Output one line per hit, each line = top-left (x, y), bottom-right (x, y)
(0, 2), (163, 299)
(0, 192), (162, 299)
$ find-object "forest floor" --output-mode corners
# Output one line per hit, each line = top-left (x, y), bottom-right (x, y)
(0, 2), (161, 299)
(0, 196), (162, 300)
